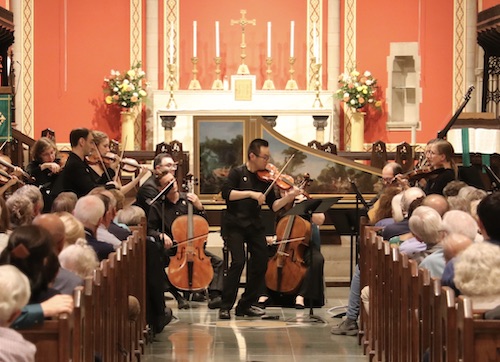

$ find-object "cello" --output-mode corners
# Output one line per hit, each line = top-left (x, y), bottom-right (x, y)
(265, 175), (312, 295)
(168, 174), (213, 291)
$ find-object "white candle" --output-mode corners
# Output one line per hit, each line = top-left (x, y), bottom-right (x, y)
(313, 22), (318, 59)
(267, 22), (271, 58)
(169, 21), (174, 64)
(193, 21), (197, 57)
(290, 21), (295, 57)
(215, 21), (220, 57)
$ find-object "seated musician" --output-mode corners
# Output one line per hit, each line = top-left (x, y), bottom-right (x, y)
(26, 137), (62, 212)
(147, 171), (223, 310)
(420, 139), (457, 195)
(89, 131), (149, 196)
(257, 190), (326, 309)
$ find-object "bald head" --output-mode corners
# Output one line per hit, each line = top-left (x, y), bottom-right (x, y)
(422, 194), (449, 216)
(33, 213), (66, 254)
(441, 232), (472, 263)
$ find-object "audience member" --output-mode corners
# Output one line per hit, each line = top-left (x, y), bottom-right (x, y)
(13, 185), (44, 217)
(382, 187), (425, 240)
(0, 265), (36, 361)
(50, 191), (78, 213)
(58, 238), (99, 279)
(56, 211), (85, 247)
(6, 194), (34, 228)
(442, 180), (467, 197)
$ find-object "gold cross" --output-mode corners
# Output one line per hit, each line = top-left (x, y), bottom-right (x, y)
(230, 9), (256, 32)
(0, 113), (6, 126)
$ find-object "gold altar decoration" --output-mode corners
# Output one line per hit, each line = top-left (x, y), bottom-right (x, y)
(231, 10), (256, 75)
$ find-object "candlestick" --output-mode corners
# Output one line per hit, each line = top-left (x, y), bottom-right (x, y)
(262, 57), (275, 90)
(188, 57), (201, 90)
(215, 21), (220, 57)
(212, 56), (223, 90)
(285, 56), (298, 90)
(193, 21), (197, 58)
(166, 62), (177, 109)
(311, 57), (323, 108)
(290, 21), (295, 57)
(267, 22), (271, 58)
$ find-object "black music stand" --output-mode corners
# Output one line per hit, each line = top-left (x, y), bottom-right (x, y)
(283, 197), (342, 324)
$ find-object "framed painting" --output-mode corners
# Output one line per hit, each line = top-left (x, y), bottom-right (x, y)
(194, 117), (248, 196)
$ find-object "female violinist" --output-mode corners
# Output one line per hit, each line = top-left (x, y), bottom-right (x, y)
(421, 139), (457, 195)
(257, 183), (326, 309)
(89, 131), (149, 195)
(26, 137), (61, 212)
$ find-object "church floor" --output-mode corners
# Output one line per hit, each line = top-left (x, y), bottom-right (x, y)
(143, 287), (365, 361)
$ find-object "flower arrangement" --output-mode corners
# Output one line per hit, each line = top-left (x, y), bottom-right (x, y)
(335, 69), (382, 112)
(103, 62), (148, 109)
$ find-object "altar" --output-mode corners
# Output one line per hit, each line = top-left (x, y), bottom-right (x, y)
(151, 88), (338, 170)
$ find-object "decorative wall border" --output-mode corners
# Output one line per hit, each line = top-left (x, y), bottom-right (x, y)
(453, 0), (467, 109)
(163, 0), (179, 90)
(130, 0), (143, 149)
(20, 0), (34, 138)
(308, 0), (322, 90)
(343, 0), (356, 148)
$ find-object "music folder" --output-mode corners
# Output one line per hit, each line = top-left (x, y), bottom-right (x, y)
(283, 197), (342, 217)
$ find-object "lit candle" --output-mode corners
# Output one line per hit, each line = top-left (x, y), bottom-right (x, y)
(290, 21), (295, 57)
(193, 21), (197, 58)
(215, 21), (220, 57)
(169, 21), (174, 64)
(313, 22), (319, 59)
(267, 22), (271, 58)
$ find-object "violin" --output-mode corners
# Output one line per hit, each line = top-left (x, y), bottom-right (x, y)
(265, 175), (312, 294)
(257, 163), (295, 190)
(168, 174), (213, 291)
(402, 166), (444, 182)
(103, 153), (146, 173)
(0, 155), (35, 183)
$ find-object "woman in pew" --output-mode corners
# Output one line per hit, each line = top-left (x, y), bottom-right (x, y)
(0, 265), (36, 362)
(58, 237), (99, 279)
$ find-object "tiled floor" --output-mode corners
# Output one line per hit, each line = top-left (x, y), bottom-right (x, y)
(143, 287), (365, 361)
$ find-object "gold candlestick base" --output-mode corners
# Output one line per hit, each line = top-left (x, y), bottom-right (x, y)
(285, 57), (298, 90)
(188, 57), (202, 90)
(212, 57), (223, 90)
(311, 58), (323, 108)
(237, 63), (250, 75)
(262, 57), (275, 90)
(166, 62), (177, 109)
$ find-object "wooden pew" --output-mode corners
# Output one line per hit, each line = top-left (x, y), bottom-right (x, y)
(21, 313), (73, 362)
(457, 296), (500, 362)
(417, 267), (431, 362)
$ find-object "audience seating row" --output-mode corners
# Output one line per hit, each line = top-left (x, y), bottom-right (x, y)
(358, 224), (500, 362)
(20, 218), (149, 362)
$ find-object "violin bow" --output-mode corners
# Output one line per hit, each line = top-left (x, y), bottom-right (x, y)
(263, 153), (295, 197)
(92, 142), (112, 182)
(113, 136), (127, 183)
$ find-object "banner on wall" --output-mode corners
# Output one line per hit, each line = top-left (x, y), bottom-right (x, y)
(0, 93), (11, 142)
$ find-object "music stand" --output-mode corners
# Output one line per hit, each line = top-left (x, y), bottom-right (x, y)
(283, 197), (342, 324)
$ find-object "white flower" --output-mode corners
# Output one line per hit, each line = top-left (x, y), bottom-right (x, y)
(350, 99), (356, 105)
(364, 71), (371, 77)
(366, 79), (373, 86)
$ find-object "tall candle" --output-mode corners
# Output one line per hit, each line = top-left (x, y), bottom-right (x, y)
(169, 21), (174, 63)
(313, 22), (318, 58)
(215, 21), (220, 57)
(290, 21), (295, 57)
(193, 21), (197, 57)
(267, 22), (271, 58)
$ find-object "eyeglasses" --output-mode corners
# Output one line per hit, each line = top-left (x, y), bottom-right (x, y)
(255, 154), (270, 161)
(160, 163), (178, 170)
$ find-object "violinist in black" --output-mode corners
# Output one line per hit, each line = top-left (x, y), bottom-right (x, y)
(423, 139), (456, 195)
(218, 138), (300, 320)
(26, 137), (62, 212)
(147, 171), (224, 310)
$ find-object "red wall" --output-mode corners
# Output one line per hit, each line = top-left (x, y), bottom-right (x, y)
(482, 0), (500, 10)
(176, 0), (308, 90)
(34, 0), (131, 142)
(347, 0), (453, 147)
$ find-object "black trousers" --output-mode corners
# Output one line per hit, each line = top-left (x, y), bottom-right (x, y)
(145, 238), (167, 327)
(220, 223), (268, 310)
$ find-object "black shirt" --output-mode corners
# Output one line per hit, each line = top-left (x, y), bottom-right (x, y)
(423, 168), (455, 195)
(221, 164), (277, 229)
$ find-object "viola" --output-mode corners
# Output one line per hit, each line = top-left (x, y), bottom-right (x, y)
(265, 175), (312, 294)
(403, 166), (444, 182)
(257, 163), (295, 190)
(168, 174), (213, 291)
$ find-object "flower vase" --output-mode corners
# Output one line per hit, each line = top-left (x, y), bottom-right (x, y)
(349, 110), (365, 151)
(121, 110), (135, 150)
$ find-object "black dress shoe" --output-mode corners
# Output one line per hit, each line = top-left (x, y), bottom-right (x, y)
(153, 307), (173, 334)
(208, 296), (222, 309)
(235, 305), (266, 317)
(219, 309), (231, 319)
(191, 292), (207, 302)
(295, 303), (305, 310)
(177, 297), (190, 309)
